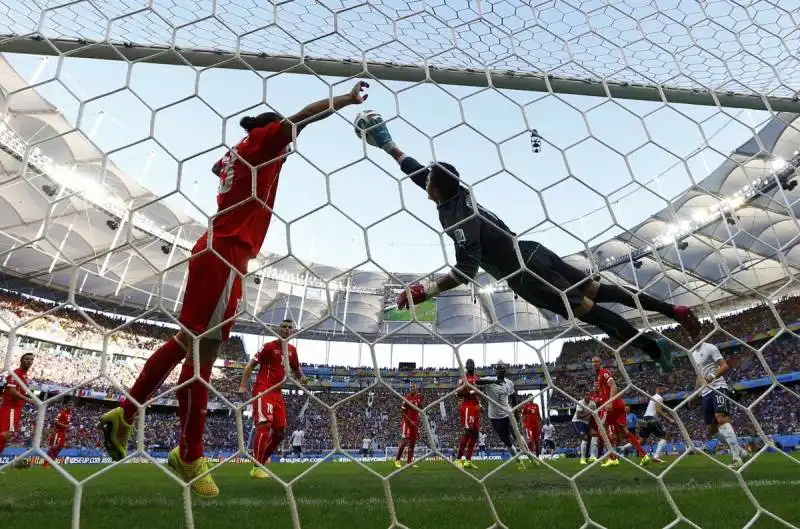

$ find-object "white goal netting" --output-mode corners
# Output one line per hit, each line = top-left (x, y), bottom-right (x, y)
(1, 1), (800, 529)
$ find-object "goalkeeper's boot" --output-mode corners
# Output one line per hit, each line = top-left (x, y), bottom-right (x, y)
(250, 466), (270, 479)
(588, 456), (598, 463)
(640, 454), (652, 466)
(455, 459), (464, 469)
(99, 407), (132, 462)
(655, 338), (674, 373)
(579, 458), (587, 465)
(394, 459), (403, 469)
(516, 459), (527, 471)
(463, 460), (478, 470)
(167, 447), (219, 498)
(600, 457), (620, 468)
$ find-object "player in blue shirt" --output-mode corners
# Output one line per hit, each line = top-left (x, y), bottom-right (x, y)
(620, 405), (639, 456)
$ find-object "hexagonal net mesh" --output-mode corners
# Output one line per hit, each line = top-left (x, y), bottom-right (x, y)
(1, 0), (800, 110)
(0, 1), (800, 529)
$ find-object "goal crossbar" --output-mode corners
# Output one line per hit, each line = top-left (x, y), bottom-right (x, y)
(2, 35), (799, 113)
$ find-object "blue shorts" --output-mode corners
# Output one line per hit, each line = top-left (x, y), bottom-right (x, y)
(572, 421), (589, 437)
(701, 388), (733, 425)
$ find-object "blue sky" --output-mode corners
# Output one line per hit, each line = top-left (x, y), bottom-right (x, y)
(2, 53), (772, 365)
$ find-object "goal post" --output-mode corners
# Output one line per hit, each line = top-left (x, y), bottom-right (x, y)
(1, 35), (798, 112)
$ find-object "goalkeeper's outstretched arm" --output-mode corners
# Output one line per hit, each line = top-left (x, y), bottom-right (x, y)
(360, 117), (429, 190)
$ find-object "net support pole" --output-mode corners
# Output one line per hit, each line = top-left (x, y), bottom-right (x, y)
(2, 37), (800, 112)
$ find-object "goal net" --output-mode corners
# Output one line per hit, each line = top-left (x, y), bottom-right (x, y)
(0, 1), (799, 528)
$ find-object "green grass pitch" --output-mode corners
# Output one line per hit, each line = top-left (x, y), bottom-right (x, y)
(1, 454), (798, 529)
(384, 299), (438, 322)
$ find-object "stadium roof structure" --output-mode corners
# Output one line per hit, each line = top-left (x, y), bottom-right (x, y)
(1, 56), (800, 344)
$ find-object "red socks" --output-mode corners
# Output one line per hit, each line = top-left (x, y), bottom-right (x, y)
(253, 423), (272, 464)
(177, 362), (211, 463)
(457, 434), (468, 459)
(406, 439), (416, 464)
(122, 338), (186, 424)
(263, 430), (284, 460)
(395, 439), (407, 461)
(627, 430), (646, 457)
(465, 435), (476, 460)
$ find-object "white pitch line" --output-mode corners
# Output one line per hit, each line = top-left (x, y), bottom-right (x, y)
(0, 479), (797, 510)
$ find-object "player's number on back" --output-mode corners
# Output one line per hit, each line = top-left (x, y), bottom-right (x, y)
(714, 393), (726, 407)
(218, 150), (237, 194)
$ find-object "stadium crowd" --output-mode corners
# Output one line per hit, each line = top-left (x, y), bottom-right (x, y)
(1, 292), (799, 456)
(0, 290), (247, 362)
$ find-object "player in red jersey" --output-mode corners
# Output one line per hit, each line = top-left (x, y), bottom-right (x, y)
(239, 319), (305, 479)
(43, 397), (74, 468)
(0, 352), (35, 468)
(521, 399), (541, 457)
(395, 381), (424, 468)
(99, 81), (369, 497)
(455, 358), (480, 469)
(593, 357), (647, 467)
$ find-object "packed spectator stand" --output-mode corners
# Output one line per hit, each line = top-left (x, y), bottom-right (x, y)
(1, 290), (799, 457)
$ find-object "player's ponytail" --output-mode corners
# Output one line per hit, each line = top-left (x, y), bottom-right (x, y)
(240, 111), (283, 132)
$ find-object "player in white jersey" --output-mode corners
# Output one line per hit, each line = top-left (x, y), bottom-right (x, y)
(478, 431), (487, 456)
(692, 342), (747, 468)
(541, 420), (556, 455)
(638, 384), (673, 463)
(289, 429), (304, 457)
(361, 436), (371, 458)
(572, 391), (596, 464)
(476, 362), (525, 470)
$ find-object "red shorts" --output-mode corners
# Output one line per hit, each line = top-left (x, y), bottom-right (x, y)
(401, 419), (419, 440)
(605, 405), (626, 428)
(525, 426), (540, 441)
(179, 233), (249, 342)
(49, 430), (67, 448)
(0, 406), (22, 434)
(459, 403), (480, 430)
(253, 392), (287, 429)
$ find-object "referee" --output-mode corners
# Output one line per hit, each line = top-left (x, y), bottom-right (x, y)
(362, 118), (701, 373)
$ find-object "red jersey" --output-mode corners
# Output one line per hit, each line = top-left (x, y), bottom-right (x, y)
(460, 373), (479, 405)
(521, 401), (540, 429)
(1, 368), (29, 409)
(402, 392), (423, 423)
(213, 122), (291, 258)
(53, 408), (72, 432)
(597, 368), (624, 409)
(252, 339), (299, 395)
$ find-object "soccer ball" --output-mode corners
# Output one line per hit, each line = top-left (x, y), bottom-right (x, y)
(353, 109), (383, 146)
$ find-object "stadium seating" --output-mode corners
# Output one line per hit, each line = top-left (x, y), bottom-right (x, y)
(1, 292), (798, 456)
